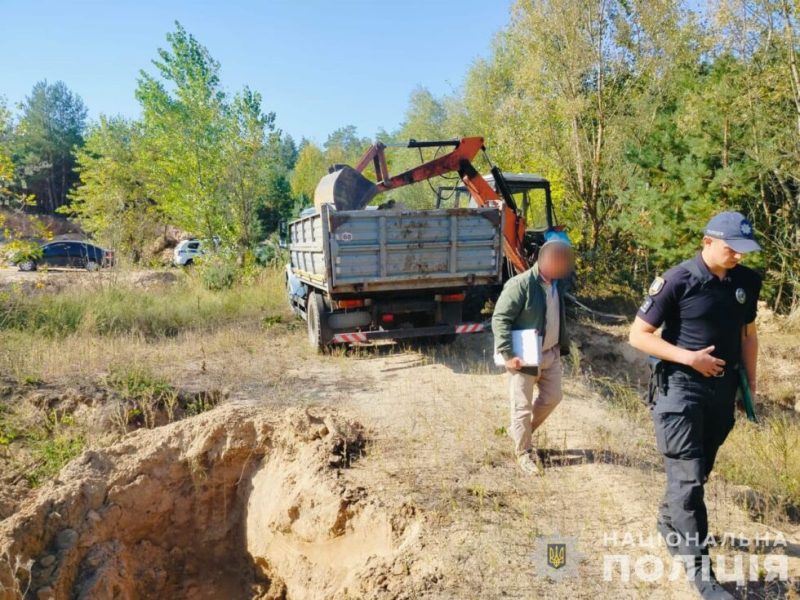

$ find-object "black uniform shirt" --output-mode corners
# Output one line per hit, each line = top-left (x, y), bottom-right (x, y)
(637, 252), (762, 367)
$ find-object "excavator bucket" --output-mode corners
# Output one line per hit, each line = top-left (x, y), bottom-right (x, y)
(314, 166), (379, 212)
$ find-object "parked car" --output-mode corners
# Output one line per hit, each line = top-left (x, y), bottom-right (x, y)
(16, 241), (115, 272)
(172, 236), (222, 266)
(172, 239), (205, 266)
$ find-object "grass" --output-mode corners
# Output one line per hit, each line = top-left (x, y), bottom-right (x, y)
(0, 267), (287, 339)
(569, 321), (800, 524)
(588, 370), (800, 521)
(2, 408), (85, 487)
(716, 414), (800, 515)
(106, 363), (175, 400)
(0, 267), (290, 383)
(586, 372), (800, 523)
(0, 403), (20, 446)
(0, 266), (290, 488)
(591, 375), (647, 420)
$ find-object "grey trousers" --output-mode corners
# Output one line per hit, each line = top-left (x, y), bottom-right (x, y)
(508, 346), (563, 457)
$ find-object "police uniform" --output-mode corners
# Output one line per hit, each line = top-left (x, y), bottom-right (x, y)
(637, 227), (762, 593)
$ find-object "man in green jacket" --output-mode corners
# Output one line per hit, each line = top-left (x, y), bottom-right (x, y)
(491, 231), (574, 475)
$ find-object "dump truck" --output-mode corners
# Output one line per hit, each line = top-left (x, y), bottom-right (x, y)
(285, 137), (557, 351)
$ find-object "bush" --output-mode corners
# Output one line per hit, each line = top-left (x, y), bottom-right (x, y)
(253, 239), (286, 267)
(196, 251), (238, 290)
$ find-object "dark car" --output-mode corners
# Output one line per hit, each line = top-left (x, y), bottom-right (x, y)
(17, 241), (115, 272)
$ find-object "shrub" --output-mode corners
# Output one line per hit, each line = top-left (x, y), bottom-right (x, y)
(196, 251), (238, 290)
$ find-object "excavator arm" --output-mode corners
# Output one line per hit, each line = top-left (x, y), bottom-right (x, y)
(330, 136), (529, 274)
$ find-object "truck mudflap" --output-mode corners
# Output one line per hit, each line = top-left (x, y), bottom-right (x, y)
(331, 322), (486, 344)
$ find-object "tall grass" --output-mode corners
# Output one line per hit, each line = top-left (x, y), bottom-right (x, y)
(716, 414), (800, 513)
(0, 267), (287, 339)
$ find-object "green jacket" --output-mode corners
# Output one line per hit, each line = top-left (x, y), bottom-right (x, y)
(491, 263), (570, 361)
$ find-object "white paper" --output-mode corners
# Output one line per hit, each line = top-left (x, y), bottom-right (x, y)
(493, 329), (542, 367)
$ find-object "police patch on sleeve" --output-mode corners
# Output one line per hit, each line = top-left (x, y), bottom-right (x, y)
(640, 296), (654, 313)
(648, 276), (665, 296)
(735, 288), (746, 304)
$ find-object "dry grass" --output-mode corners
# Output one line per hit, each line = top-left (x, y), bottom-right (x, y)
(0, 267), (294, 490)
(0, 267), (287, 339)
(0, 267), (289, 384)
(717, 414), (800, 516)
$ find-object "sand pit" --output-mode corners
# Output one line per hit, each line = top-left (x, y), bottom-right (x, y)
(0, 405), (427, 599)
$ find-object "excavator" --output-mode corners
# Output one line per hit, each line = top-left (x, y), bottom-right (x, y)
(286, 136), (560, 350)
(315, 136), (557, 277)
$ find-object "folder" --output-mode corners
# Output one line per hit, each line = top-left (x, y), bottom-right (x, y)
(494, 329), (542, 373)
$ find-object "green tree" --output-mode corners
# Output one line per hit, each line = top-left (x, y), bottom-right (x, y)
(323, 125), (370, 166)
(67, 117), (158, 262)
(290, 141), (327, 204)
(14, 81), (87, 212)
(0, 97), (15, 203)
(220, 88), (276, 251)
(135, 22), (228, 243)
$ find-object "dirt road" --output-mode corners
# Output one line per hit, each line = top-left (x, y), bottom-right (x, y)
(289, 332), (798, 599)
(1, 324), (797, 599)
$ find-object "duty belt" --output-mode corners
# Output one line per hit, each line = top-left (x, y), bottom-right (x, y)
(662, 362), (739, 380)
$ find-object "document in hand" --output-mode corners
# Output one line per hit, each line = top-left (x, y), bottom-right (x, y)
(493, 329), (542, 367)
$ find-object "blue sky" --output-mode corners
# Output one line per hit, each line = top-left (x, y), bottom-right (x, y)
(1, 0), (511, 144)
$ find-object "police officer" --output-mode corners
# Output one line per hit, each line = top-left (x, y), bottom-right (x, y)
(628, 212), (761, 600)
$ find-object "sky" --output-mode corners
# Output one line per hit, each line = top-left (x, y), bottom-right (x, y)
(1, 0), (511, 144)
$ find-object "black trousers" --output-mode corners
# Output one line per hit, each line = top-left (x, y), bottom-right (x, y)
(651, 367), (737, 558)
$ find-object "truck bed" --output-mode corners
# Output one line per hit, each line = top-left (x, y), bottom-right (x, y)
(289, 204), (503, 294)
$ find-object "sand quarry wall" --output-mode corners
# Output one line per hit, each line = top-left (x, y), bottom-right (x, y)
(0, 404), (428, 600)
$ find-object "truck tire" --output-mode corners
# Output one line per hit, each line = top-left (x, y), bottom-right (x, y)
(306, 291), (331, 353)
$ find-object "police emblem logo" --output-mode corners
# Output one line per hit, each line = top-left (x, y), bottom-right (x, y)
(740, 220), (753, 237)
(547, 543), (566, 569)
(532, 534), (581, 579)
(736, 288), (747, 304)
(648, 276), (665, 296)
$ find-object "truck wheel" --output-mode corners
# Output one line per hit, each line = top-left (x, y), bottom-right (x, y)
(306, 292), (331, 353)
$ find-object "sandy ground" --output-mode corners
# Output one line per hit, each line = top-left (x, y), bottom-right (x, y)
(1, 319), (798, 599)
(0, 266), (180, 293)
(281, 332), (800, 599)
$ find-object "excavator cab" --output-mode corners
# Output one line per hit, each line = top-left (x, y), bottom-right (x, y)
(436, 171), (557, 264)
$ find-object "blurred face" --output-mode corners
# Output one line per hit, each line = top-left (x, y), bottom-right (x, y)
(538, 243), (574, 279)
(702, 236), (743, 269)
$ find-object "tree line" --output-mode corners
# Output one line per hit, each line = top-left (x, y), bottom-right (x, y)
(0, 23), (302, 265)
(296, 0), (800, 311)
(2, 2), (799, 310)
